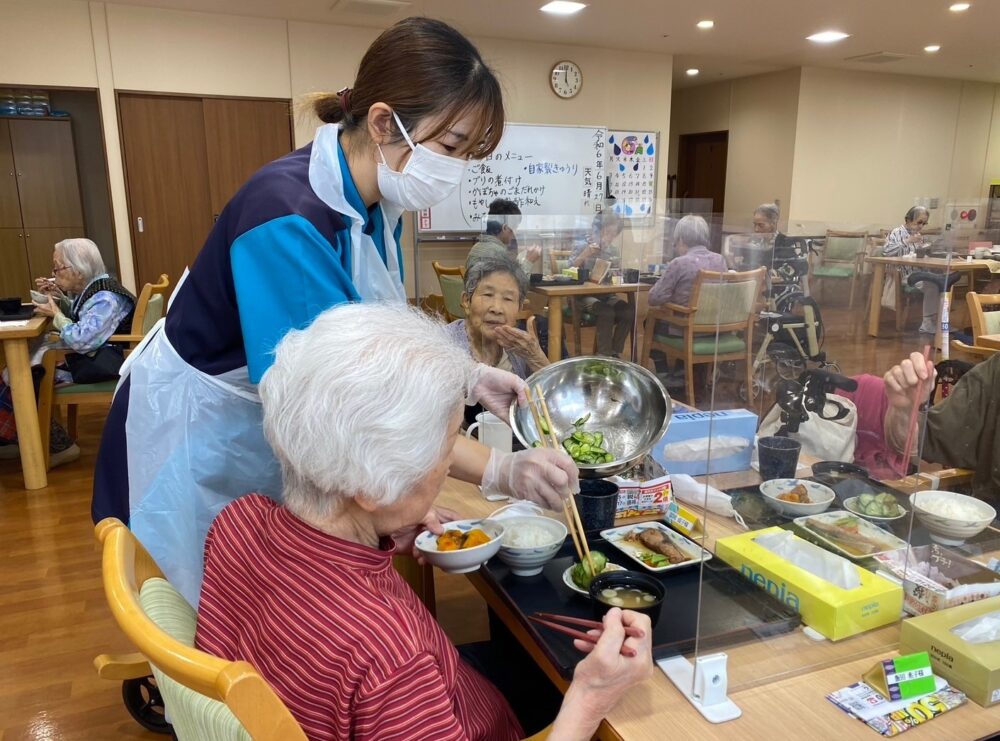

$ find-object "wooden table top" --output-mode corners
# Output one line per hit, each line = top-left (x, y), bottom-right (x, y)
(977, 334), (1000, 350)
(866, 255), (993, 271)
(0, 315), (49, 340)
(529, 282), (652, 297)
(435, 468), (1000, 739)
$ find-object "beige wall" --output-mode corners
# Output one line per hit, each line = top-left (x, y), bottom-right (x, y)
(0, 0), (97, 88)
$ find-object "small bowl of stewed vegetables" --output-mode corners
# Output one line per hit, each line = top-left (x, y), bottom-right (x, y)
(588, 570), (665, 627)
(509, 357), (672, 478)
(415, 519), (504, 574)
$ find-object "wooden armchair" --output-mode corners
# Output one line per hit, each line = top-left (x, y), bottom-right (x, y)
(641, 268), (765, 407)
(811, 230), (867, 307)
(432, 261), (466, 322)
(967, 292), (1000, 344)
(36, 274), (170, 468)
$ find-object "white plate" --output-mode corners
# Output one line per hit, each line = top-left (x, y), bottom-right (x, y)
(793, 511), (907, 560)
(599, 521), (712, 573)
(843, 496), (907, 523)
(561, 563), (626, 595)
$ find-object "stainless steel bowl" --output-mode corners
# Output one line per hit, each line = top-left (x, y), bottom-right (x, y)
(509, 356), (672, 478)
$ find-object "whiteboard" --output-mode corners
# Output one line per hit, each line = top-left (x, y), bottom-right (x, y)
(416, 122), (607, 234)
(606, 130), (659, 219)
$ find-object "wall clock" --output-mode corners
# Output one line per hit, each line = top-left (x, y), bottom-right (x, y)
(550, 60), (582, 99)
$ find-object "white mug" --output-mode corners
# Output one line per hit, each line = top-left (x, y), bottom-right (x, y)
(466, 411), (512, 453)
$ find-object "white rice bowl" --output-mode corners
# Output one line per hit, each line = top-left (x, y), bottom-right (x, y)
(495, 515), (568, 577)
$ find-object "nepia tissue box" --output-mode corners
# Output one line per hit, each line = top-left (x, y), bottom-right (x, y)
(651, 409), (757, 476)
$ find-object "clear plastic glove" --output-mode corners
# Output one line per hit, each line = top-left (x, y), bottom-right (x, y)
(481, 447), (579, 511)
(466, 363), (528, 419)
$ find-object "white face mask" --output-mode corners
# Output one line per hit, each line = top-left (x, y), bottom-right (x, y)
(376, 111), (468, 211)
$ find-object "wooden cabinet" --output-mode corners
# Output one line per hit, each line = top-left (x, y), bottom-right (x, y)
(0, 118), (85, 300)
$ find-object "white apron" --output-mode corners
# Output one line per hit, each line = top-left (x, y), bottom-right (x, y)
(124, 127), (406, 606)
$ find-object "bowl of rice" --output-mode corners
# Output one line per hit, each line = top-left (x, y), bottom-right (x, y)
(495, 515), (568, 576)
(910, 490), (996, 545)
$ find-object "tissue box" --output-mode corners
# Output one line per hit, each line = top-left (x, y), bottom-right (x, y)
(716, 527), (903, 640)
(900, 596), (1000, 707)
(651, 409), (757, 476)
(873, 545), (1000, 616)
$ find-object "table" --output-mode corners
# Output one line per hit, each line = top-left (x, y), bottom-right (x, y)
(865, 256), (992, 338)
(0, 317), (50, 489)
(977, 334), (1000, 350)
(435, 469), (1000, 739)
(529, 282), (651, 363)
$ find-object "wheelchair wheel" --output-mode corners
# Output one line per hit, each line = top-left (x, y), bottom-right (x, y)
(122, 676), (173, 735)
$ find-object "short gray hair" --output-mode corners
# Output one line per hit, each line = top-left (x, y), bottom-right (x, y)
(464, 254), (528, 302)
(55, 238), (106, 283)
(753, 203), (780, 227)
(259, 302), (474, 520)
(674, 214), (711, 249)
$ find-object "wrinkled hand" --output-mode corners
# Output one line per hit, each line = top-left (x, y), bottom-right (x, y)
(392, 506), (461, 564)
(34, 277), (62, 297)
(884, 351), (935, 411)
(494, 325), (545, 361)
(525, 245), (542, 263)
(585, 242), (601, 257)
(466, 363), (528, 416)
(481, 447), (579, 511)
(571, 608), (653, 713)
(905, 233), (924, 246)
(33, 295), (58, 317)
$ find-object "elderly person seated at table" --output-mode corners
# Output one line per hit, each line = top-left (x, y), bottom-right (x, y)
(649, 215), (728, 319)
(753, 202), (780, 235)
(0, 238), (134, 467)
(446, 254), (549, 380)
(466, 198), (542, 275)
(195, 302), (654, 741)
(883, 206), (960, 335)
(569, 211), (634, 357)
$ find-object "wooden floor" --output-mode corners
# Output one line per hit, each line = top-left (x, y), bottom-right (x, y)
(0, 300), (931, 740)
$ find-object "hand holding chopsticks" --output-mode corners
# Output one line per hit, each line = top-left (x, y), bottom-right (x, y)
(883, 348), (936, 475)
(529, 612), (645, 657)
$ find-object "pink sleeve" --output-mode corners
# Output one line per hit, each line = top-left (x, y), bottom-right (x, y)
(837, 375), (905, 477)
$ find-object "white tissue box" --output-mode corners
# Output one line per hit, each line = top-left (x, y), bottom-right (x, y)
(901, 595), (1000, 707)
(651, 409), (757, 476)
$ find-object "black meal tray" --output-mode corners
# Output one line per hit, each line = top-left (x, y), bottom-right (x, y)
(727, 474), (1000, 559)
(478, 531), (801, 680)
(531, 277), (585, 287)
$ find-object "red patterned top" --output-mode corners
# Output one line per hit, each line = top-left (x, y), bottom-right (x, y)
(195, 494), (522, 741)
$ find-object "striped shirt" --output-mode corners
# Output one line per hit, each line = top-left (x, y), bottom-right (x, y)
(195, 495), (522, 741)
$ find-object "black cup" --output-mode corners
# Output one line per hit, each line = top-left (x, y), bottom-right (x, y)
(915, 246), (930, 259)
(530, 273), (543, 285)
(577, 268), (590, 282)
(623, 268), (640, 284)
(574, 479), (619, 532)
(0, 297), (21, 315)
(757, 436), (802, 480)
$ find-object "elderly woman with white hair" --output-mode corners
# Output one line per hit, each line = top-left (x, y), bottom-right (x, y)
(0, 238), (134, 466)
(648, 214), (727, 315)
(196, 302), (653, 741)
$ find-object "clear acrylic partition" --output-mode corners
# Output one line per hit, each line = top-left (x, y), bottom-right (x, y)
(648, 199), (1000, 707)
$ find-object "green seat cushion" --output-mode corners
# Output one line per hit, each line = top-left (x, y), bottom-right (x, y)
(812, 266), (854, 278)
(654, 333), (746, 355)
(55, 380), (117, 395)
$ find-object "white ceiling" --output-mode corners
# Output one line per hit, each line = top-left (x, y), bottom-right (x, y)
(90, 0), (1000, 88)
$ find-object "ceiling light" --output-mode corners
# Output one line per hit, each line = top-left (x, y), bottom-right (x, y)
(686, 68), (700, 76)
(540, 1), (586, 14)
(696, 20), (714, 29)
(806, 30), (850, 43)
(949, 3), (970, 11)
(924, 44), (941, 52)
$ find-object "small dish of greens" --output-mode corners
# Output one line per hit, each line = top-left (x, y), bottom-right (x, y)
(843, 492), (907, 522)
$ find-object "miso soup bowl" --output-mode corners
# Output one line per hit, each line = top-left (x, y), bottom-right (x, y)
(588, 570), (665, 627)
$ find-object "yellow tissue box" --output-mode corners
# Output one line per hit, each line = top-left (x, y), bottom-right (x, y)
(716, 527), (903, 641)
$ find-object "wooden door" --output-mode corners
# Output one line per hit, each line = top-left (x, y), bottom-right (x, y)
(24, 227), (83, 283)
(202, 98), (292, 217)
(0, 227), (31, 300)
(119, 94), (214, 288)
(0, 122), (23, 228)
(8, 120), (84, 228)
(676, 130), (729, 215)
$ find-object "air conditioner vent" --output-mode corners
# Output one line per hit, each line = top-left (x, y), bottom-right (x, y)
(845, 52), (912, 64)
(330, 0), (411, 16)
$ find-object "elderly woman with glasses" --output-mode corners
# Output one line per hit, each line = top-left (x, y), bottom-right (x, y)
(196, 302), (653, 741)
(445, 254), (549, 381)
(0, 238), (134, 467)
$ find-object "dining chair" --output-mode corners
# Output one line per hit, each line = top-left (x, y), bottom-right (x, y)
(853, 235), (885, 336)
(546, 250), (585, 355)
(36, 273), (170, 469)
(432, 261), (466, 322)
(810, 230), (867, 307)
(966, 292), (1000, 344)
(950, 339), (998, 362)
(641, 268), (765, 407)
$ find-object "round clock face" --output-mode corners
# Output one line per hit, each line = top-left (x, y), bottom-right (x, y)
(550, 61), (582, 98)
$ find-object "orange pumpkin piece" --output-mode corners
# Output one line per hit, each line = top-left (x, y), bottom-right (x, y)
(460, 529), (491, 548)
(436, 530), (465, 551)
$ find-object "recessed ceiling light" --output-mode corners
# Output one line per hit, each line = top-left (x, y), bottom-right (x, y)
(686, 68), (700, 76)
(949, 3), (970, 11)
(807, 30), (850, 43)
(696, 20), (715, 29)
(540, 1), (586, 14)
(924, 44), (941, 52)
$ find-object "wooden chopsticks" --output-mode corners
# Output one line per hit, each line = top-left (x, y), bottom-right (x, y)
(526, 385), (595, 576)
(528, 613), (643, 657)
